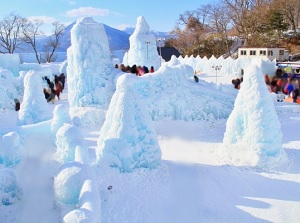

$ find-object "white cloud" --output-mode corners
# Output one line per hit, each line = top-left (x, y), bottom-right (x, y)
(27, 16), (57, 24)
(68, 0), (76, 6)
(66, 7), (110, 17)
(117, 24), (133, 30)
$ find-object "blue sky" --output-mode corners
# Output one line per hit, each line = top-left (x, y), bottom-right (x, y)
(0, 0), (214, 33)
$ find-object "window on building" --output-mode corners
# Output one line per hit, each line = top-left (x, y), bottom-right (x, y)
(268, 50), (274, 56)
(279, 50), (284, 55)
(250, 50), (256, 55)
(240, 50), (247, 55)
(259, 50), (266, 55)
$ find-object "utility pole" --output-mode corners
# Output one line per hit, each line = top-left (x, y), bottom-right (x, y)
(157, 37), (165, 66)
(145, 41), (150, 60)
(212, 65), (222, 84)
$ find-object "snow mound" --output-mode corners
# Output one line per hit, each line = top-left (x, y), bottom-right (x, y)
(51, 104), (72, 137)
(54, 162), (101, 223)
(69, 107), (106, 129)
(0, 169), (22, 206)
(55, 124), (88, 163)
(0, 132), (23, 167)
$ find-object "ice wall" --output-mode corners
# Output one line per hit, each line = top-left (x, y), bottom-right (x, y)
(0, 54), (20, 77)
(0, 68), (19, 109)
(178, 55), (277, 77)
(131, 56), (235, 121)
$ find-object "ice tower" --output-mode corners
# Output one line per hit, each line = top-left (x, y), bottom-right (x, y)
(18, 70), (51, 124)
(123, 16), (160, 71)
(221, 61), (285, 168)
(96, 74), (162, 172)
(67, 17), (114, 108)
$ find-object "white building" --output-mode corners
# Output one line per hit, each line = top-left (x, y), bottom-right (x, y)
(238, 47), (288, 61)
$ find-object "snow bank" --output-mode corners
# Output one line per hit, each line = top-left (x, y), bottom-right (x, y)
(41, 63), (61, 75)
(54, 162), (101, 223)
(19, 63), (41, 72)
(179, 54), (277, 77)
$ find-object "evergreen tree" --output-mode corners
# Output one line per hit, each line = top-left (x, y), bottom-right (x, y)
(268, 10), (289, 42)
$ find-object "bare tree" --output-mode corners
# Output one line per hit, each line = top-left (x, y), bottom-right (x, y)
(178, 10), (194, 26)
(0, 12), (24, 53)
(169, 26), (191, 55)
(195, 4), (212, 27)
(172, 10), (210, 56)
(21, 19), (44, 63)
(43, 21), (65, 63)
(208, 4), (233, 56)
(222, 0), (274, 46)
(276, 0), (300, 33)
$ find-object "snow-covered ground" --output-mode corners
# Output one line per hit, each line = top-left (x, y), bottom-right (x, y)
(1, 73), (300, 223)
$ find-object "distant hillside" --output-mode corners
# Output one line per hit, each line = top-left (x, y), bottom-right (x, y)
(16, 22), (131, 53)
(14, 22), (172, 63)
(17, 23), (171, 54)
(121, 27), (171, 38)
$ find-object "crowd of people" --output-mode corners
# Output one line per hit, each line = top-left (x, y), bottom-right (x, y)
(43, 73), (65, 104)
(115, 64), (154, 76)
(231, 67), (300, 103)
(266, 68), (300, 103)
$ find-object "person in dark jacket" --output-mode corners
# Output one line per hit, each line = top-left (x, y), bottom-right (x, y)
(59, 73), (66, 92)
(292, 89), (299, 103)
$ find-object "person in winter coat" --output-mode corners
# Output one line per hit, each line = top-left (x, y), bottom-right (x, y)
(55, 79), (62, 100)
(43, 88), (55, 104)
(292, 89), (300, 103)
(59, 73), (66, 92)
(284, 78), (294, 95)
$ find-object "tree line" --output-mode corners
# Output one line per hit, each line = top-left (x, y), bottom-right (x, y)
(0, 12), (65, 63)
(166, 0), (300, 58)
